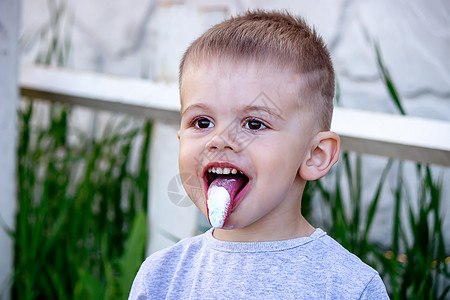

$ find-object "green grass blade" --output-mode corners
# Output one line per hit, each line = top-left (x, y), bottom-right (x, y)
(118, 211), (147, 296)
(363, 159), (393, 239)
(375, 43), (406, 116)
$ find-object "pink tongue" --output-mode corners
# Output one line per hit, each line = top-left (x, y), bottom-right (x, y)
(209, 176), (246, 200)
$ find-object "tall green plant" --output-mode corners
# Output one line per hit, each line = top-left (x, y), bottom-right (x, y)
(375, 45), (449, 299)
(9, 0), (152, 298)
(14, 99), (151, 299)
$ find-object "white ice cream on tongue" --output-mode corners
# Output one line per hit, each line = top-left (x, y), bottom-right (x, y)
(207, 176), (246, 228)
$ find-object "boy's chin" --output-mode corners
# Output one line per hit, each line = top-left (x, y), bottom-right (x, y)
(213, 223), (236, 230)
(202, 213), (238, 230)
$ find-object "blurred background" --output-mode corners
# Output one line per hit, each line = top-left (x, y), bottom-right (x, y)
(1, 0), (449, 299)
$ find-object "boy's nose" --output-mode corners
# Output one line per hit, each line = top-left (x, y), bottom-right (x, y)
(205, 132), (241, 153)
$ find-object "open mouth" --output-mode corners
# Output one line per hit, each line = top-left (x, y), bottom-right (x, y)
(203, 165), (250, 228)
(205, 166), (249, 199)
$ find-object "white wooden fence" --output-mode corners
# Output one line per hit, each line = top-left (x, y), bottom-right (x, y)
(19, 64), (450, 254)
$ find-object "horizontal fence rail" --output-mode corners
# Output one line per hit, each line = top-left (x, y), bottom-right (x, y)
(20, 64), (450, 167)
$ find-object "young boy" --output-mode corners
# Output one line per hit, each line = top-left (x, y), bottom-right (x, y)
(129, 10), (388, 299)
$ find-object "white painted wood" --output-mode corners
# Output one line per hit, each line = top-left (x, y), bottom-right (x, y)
(148, 121), (198, 254)
(0, 0), (21, 298)
(332, 107), (450, 166)
(19, 64), (450, 167)
(20, 64), (181, 123)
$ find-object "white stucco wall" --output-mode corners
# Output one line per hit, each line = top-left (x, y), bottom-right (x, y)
(18, 0), (450, 250)
(0, 0), (20, 298)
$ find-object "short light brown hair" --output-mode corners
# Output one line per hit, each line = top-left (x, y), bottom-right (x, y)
(179, 10), (335, 130)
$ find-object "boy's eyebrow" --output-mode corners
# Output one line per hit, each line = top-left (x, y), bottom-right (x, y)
(181, 104), (284, 120)
(181, 103), (212, 116)
(240, 105), (284, 120)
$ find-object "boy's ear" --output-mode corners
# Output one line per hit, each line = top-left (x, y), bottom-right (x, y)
(299, 131), (340, 181)
(177, 130), (181, 140)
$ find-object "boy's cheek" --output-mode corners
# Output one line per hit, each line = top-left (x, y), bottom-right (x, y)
(181, 176), (206, 212)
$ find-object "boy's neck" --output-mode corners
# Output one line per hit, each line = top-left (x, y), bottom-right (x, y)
(212, 214), (315, 242)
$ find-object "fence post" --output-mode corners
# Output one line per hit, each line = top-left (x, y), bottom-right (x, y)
(147, 121), (198, 255)
(0, 0), (21, 298)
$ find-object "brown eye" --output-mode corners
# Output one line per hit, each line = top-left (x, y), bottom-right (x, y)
(245, 119), (266, 130)
(195, 118), (213, 129)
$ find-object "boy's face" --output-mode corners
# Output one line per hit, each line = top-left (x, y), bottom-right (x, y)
(178, 59), (317, 238)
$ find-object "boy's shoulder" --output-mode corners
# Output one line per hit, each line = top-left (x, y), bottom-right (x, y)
(128, 232), (209, 299)
(312, 230), (372, 267)
(141, 231), (207, 269)
(308, 230), (379, 284)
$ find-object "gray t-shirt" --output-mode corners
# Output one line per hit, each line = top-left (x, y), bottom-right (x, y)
(129, 228), (389, 299)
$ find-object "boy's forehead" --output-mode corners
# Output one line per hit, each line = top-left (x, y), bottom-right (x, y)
(181, 57), (303, 99)
(180, 60), (313, 123)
